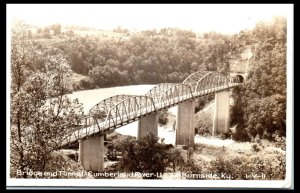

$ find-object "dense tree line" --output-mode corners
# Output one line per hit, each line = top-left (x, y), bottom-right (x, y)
(27, 27), (238, 89)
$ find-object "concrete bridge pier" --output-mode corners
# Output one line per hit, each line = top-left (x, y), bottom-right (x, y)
(176, 100), (195, 146)
(212, 90), (230, 135)
(78, 135), (104, 172)
(138, 114), (158, 140)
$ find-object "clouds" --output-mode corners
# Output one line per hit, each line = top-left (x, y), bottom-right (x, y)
(7, 4), (291, 34)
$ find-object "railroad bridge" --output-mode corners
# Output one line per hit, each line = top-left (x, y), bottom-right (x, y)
(59, 70), (243, 171)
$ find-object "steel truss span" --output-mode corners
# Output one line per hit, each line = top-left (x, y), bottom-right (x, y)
(60, 70), (242, 147)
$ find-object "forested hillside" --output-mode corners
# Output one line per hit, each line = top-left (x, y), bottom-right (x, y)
(19, 25), (243, 90)
(230, 17), (287, 142)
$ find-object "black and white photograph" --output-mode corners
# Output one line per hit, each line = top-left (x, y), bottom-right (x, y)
(6, 4), (293, 189)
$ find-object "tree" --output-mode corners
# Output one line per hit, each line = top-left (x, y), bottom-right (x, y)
(11, 58), (84, 178)
(158, 109), (168, 125)
(116, 134), (169, 179)
(113, 25), (128, 33)
(51, 23), (61, 36)
(42, 27), (50, 38)
(27, 30), (32, 38)
(10, 20), (33, 177)
(10, 22), (83, 178)
(65, 30), (75, 41)
(167, 147), (185, 172)
(36, 28), (42, 34)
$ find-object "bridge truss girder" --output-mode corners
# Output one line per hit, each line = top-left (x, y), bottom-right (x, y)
(183, 70), (211, 89)
(194, 72), (229, 94)
(145, 83), (175, 105)
(103, 95), (156, 130)
(159, 83), (194, 108)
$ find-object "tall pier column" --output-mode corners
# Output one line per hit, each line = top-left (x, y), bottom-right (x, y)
(213, 90), (230, 135)
(78, 135), (104, 172)
(176, 101), (195, 146)
(138, 114), (158, 140)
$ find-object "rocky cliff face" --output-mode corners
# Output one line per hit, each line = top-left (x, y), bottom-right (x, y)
(229, 46), (253, 74)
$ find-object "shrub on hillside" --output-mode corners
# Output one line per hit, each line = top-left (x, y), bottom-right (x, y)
(10, 151), (85, 179)
(115, 133), (169, 179)
(195, 126), (211, 136)
(210, 153), (285, 180)
(72, 76), (95, 91)
(275, 135), (286, 150)
(232, 124), (251, 142)
(251, 144), (261, 152)
(158, 109), (168, 125)
(167, 147), (185, 172)
(181, 159), (203, 179)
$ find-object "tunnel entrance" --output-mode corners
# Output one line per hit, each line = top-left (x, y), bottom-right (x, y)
(235, 75), (244, 83)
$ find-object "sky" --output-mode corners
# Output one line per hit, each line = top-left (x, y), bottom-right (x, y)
(7, 4), (292, 34)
